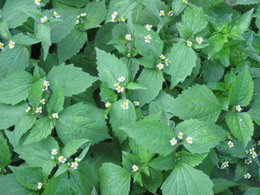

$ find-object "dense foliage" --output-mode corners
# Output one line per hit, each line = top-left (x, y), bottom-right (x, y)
(0, 0), (260, 194)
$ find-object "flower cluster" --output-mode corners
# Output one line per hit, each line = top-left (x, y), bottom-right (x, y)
(115, 76), (126, 93)
(132, 165), (139, 172)
(248, 147), (258, 159)
(71, 158), (81, 169)
(111, 11), (125, 23)
(76, 13), (87, 24)
(42, 80), (50, 91)
(220, 161), (229, 169)
(170, 132), (192, 146)
(244, 173), (251, 179)
(156, 54), (170, 70)
(121, 99), (129, 110)
(37, 182), (43, 189)
(244, 158), (252, 165)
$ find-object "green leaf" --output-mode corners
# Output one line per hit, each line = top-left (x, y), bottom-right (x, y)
(57, 29), (87, 63)
(228, 67), (254, 106)
(47, 85), (65, 114)
(249, 95), (260, 125)
(212, 178), (237, 194)
(9, 166), (43, 190)
(55, 103), (110, 144)
(176, 119), (228, 154)
(143, 168), (163, 194)
(172, 0), (187, 16)
(121, 120), (174, 155)
(99, 163), (131, 195)
(126, 82), (146, 90)
(161, 163), (214, 195)
(0, 132), (11, 167)
(24, 117), (54, 144)
(28, 79), (44, 108)
(166, 42), (197, 88)
(47, 64), (97, 96)
(13, 34), (40, 46)
(234, 0), (260, 5)
(244, 188), (260, 195)
(225, 112), (254, 146)
(54, 164), (68, 178)
(109, 99), (137, 142)
(96, 48), (128, 89)
(100, 84), (117, 103)
(171, 85), (222, 122)
(43, 174), (70, 195)
(83, 1), (107, 30)
(62, 138), (90, 158)
(0, 46), (29, 80)
(178, 151), (207, 167)
(132, 68), (164, 107)
(0, 71), (33, 105)
(177, 5), (208, 39)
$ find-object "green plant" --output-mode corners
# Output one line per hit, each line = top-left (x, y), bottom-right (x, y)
(0, 0), (260, 194)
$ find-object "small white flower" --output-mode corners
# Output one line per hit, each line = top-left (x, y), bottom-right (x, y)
(182, 0), (188, 4)
(36, 107), (42, 114)
(132, 165), (139, 172)
(186, 40), (192, 47)
(40, 98), (45, 105)
(252, 152), (258, 159)
(40, 16), (48, 23)
(156, 63), (164, 70)
(120, 17), (126, 22)
(227, 141), (234, 148)
(76, 19), (80, 24)
(133, 101), (139, 106)
(170, 138), (178, 146)
(118, 76), (126, 83)
(35, 0), (41, 6)
(71, 162), (79, 169)
(51, 149), (58, 156)
(37, 182), (43, 189)
(25, 106), (31, 112)
(0, 42), (4, 50)
(125, 34), (132, 41)
(105, 102), (111, 108)
(220, 161), (229, 169)
(58, 156), (67, 163)
(159, 54), (166, 60)
(8, 40), (15, 49)
(116, 86), (124, 93)
(121, 102), (129, 110)
(146, 24), (153, 31)
(186, 136), (193, 144)
(80, 13), (87, 17)
(249, 148), (255, 154)
(52, 113), (59, 119)
(53, 11), (60, 18)
(196, 37), (203, 44)
(244, 173), (251, 179)
(145, 35), (152, 43)
(164, 58), (170, 66)
(111, 11), (118, 21)
(168, 10), (174, 16)
(236, 105), (242, 112)
(178, 132), (184, 140)
(42, 80), (50, 91)
(159, 10), (165, 16)
(75, 157), (81, 162)
(245, 158), (252, 165)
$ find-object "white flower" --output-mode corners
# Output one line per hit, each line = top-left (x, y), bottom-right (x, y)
(245, 158), (252, 165)
(145, 35), (152, 43)
(42, 80), (50, 91)
(58, 156), (67, 163)
(80, 13), (87, 17)
(25, 106), (31, 112)
(111, 11), (118, 21)
(164, 58), (170, 66)
(51, 149), (58, 155)
(146, 24), (153, 31)
(160, 54), (166, 60)
(236, 105), (242, 112)
(156, 63), (164, 70)
(0, 42), (4, 50)
(36, 107), (42, 114)
(40, 16), (48, 23)
(118, 76), (126, 82)
(35, 0), (41, 6)
(53, 11), (60, 18)
(40, 98), (46, 105)
(37, 182), (43, 189)
(182, 0), (188, 4)
(75, 157), (81, 162)
(52, 113), (59, 119)
(170, 138), (178, 146)
(168, 10), (174, 16)
(133, 101), (139, 106)
(196, 37), (203, 44)
(105, 102), (111, 108)
(71, 162), (79, 169)
(178, 132), (184, 140)
(120, 17), (126, 22)
(116, 86), (124, 93)
(244, 173), (251, 179)
(249, 148), (255, 154)
(125, 34), (132, 41)
(159, 10), (165, 16)
(186, 136), (193, 144)
(252, 152), (258, 159)
(186, 40), (192, 47)
(220, 161), (229, 169)
(132, 165), (139, 172)
(8, 40), (15, 49)
(76, 19), (80, 24)
(227, 141), (234, 148)
(121, 102), (129, 110)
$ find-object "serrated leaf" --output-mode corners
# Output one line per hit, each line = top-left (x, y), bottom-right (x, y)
(58, 29), (87, 63)
(55, 103), (110, 144)
(228, 67), (254, 106)
(121, 120), (174, 155)
(47, 85), (64, 114)
(178, 151), (207, 167)
(0, 132), (11, 167)
(100, 84), (117, 103)
(166, 42), (197, 88)
(171, 85), (222, 122)
(234, 0), (260, 5)
(28, 79), (44, 108)
(99, 163), (130, 195)
(43, 173), (70, 195)
(212, 178), (237, 193)
(176, 119), (228, 154)
(47, 64), (97, 96)
(249, 95), (260, 125)
(172, 0), (187, 16)
(161, 163), (214, 195)
(225, 112), (254, 146)
(0, 71), (33, 105)
(35, 23), (51, 60)
(62, 138), (90, 158)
